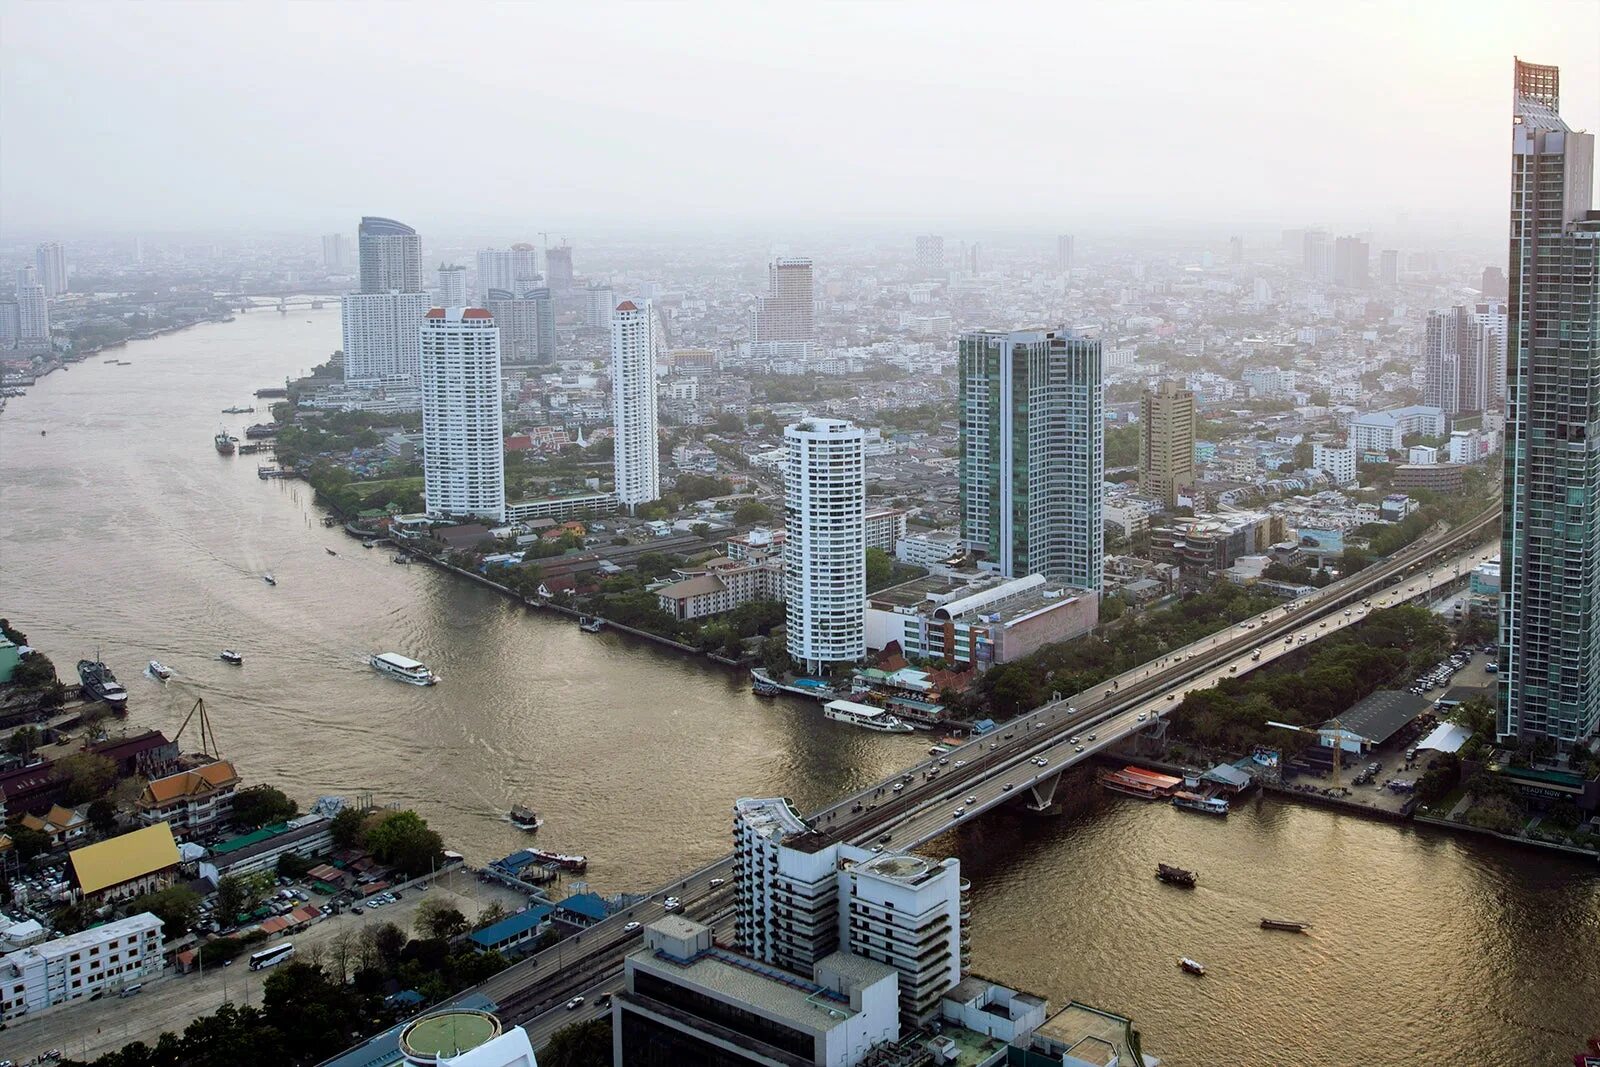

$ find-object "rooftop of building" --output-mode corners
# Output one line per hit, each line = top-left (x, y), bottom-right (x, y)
(468, 905), (554, 948)
(846, 851), (949, 887)
(632, 936), (884, 1033)
(69, 822), (180, 895)
(398, 1008), (502, 1059)
(733, 796), (809, 843)
(1034, 1001), (1151, 1066)
(140, 760), (238, 805)
(2, 911), (159, 965)
(1327, 689), (1431, 746)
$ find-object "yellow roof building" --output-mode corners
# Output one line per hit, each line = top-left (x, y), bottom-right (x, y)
(139, 760), (239, 808)
(69, 822), (181, 896)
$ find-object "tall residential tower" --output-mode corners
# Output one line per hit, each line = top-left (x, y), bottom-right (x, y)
(611, 300), (660, 511)
(420, 307), (505, 524)
(342, 216), (428, 383)
(752, 257), (815, 351)
(959, 328), (1104, 590)
(1500, 59), (1600, 747)
(784, 417), (866, 675)
(1140, 380), (1197, 508)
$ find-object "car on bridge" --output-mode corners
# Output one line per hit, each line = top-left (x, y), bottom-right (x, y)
(566, 996), (585, 1010)
(663, 897), (682, 911)
(624, 921), (641, 933)
(952, 808), (965, 818)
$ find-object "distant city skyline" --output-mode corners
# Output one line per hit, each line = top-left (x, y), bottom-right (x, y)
(3, 4), (1597, 234)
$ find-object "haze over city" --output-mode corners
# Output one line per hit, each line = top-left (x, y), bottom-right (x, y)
(3, 2), (1600, 1066)
(3, 0), (1598, 236)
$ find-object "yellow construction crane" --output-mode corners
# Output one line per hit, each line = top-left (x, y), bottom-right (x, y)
(1268, 716), (1351, 789)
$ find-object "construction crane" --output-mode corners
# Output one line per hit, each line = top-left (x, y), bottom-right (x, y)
(1267, 716), (1352, 789)
(173, 696), (222, 760)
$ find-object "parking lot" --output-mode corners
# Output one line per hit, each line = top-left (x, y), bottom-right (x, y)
(0, 868), (528, 1065)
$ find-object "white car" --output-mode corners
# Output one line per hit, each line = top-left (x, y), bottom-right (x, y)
(966, 795), (977, 804)
(1002, 782), (1014, 791)
(708, 878), (725, 888)
(1074, 745), (1084, 753)
(954, 760), (966, 768)
(624, 921), (642, 933)
(952, 809), (965, 818)
(566, 996), (585, 1010)
(1137, 712), (1147, 721)
(663, 896), (682, 911)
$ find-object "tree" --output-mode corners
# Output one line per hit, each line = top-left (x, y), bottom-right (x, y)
(541, 1018), (613, 1067)
(216, 871), (274, 921)
(4, 724), (40, 759)
(262, 961), (374, 1063)
(231, 784), (299, 830)
(140, 885), (202, 938)
(87, 797), (117, 834)
(330, 806), (367, 848)
(415, 897), (469, 940)
(474, 901), (509, 930)
(59, 752), (118, 804)
(363, 810), (444, 877)
(11, 826), (51, 861)
(690, 522), (712, 540)
(865, 547), (894, 592)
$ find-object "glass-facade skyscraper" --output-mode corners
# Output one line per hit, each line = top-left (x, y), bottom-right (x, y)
(1499, 59), (1600, 747)
(959, 327), (1103, 591)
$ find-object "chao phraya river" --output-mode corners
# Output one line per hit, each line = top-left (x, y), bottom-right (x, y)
(1, 309), (1595, 1065)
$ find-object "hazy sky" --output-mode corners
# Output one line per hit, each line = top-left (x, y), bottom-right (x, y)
(3, 0), (1597, 237)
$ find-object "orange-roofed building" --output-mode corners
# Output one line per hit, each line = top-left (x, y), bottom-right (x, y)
(20, 804), (88, 848)
(136, 760), (240, 841)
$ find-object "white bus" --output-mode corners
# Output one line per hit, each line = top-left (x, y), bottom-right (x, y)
(248, 943), (295, 971)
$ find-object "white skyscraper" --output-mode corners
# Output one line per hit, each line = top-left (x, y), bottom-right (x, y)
(343, 216), (427, 383)
(475, 246), (539, 300)
(14, 266), (49, 345)
(321, 233), (350, 272)
(34, 242), (66, 298)
(784, 417), (866, 674)
(611, 300), (660, 511)
(586, 282), (615, 328)
(437, 266), (468, 305)
(420, 307), (505, 523)
(342, 291), (431, 381)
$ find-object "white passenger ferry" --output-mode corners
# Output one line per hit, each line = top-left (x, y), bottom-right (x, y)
(823, 699), (914, 732)
(370, 652), (438, 686)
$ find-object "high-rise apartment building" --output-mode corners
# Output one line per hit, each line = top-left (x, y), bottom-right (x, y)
(1380, 248), (1401, 286)
(321, 233), (350, 272)
(420, 307), (505, 523)
(34, 242), (66, 298)
(959, 328), (1104, 590)
(476, 246), (539, 300)
(753, 258), (816, 346)
(1482, 265), (1509, 301)
(1140, 380), (1197, 507)
(343, 216), (427, 383)
(784, 417), (866, 674)
(484, 289), (541, 365)
(14, 267), (49, 344)
(1057, 234), (1075, 272)
(915, 235), (944, 275)
(341, 290), (431, 381)
(1425, 305), (1499, 416)
(1228, 235), (1244, 264)
(1302, 230), (1332, 280)
(532, 287), (555, 362)
(732, 797), (967, 1026)
(1501, 59), (1600, 747)
(356, 216), (422, 294)
(0, 301), (19, 345)
(611, 300), (660, 511)
(1333, 236), (1369, 287)
(1473, 301), (1509, 406)
(437, 265), (467, 306)
(545, 245), (575, 291)
(586, 282), (615, 328)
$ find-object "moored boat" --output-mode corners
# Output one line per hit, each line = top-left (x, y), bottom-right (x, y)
(752, 676), (780, 697)
(1172, 791), (1229, 816)
(77, 659), (128, 709)
(214, 430), (237, 455)
(1178, 957), (1207, 976)
(823, 699), (914, 733)
(509, 806), (542, 831)
(370, 652), (437, 686)
(147, 660), (172, 680)
(219, 649), (243, 665)
(578, 616), (604, 633)
(526, 847), (587, 871)
(1260, 918), (1311, 932)
(262, 573), (277, 586)
(1156, 863), (1197, 888)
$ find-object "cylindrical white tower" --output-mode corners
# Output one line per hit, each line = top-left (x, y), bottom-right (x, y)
(784, 416), (865, 675)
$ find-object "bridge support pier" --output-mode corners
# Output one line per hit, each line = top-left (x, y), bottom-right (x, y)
(1024, 771), (1062, 814)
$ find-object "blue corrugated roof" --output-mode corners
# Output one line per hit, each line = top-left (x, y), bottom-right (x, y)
(468, 904), (553, 947)
(555, 892), (608, 920)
